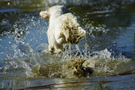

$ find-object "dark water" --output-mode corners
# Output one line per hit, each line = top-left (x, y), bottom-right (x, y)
(0, 0), (135, 89)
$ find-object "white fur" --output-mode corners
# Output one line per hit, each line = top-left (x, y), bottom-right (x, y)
(40, 5), (86, 53)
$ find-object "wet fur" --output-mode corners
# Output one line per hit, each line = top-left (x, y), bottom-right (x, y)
(40, 5), (86, 53)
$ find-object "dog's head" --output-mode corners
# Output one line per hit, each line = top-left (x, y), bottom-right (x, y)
(40, 5), (69, 20)
(40, 10), (49, 20)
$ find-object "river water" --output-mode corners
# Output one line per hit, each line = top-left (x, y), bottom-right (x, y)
(0, 0), (135, 89)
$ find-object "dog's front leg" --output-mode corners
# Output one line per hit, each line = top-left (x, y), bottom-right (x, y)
(47, 29), (63, 53)
(55, 33), (65, 44)
(47, 29), (56, 53)
(55, 26), (66, 44)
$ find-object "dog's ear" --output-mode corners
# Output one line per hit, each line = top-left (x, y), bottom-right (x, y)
(40, 10), (49, 20)
(69, 27), (86, 44)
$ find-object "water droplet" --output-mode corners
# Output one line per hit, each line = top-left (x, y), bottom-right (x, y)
(9, 41), (11, 44)
(7, 2), (10, 5)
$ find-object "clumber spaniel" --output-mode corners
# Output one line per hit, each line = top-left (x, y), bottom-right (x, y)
(40, 5), (86, 53)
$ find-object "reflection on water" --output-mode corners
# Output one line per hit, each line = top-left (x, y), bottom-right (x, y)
(0, 0), (135, 89)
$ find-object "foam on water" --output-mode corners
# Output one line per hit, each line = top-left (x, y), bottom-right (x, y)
(31, 44), (133, 78)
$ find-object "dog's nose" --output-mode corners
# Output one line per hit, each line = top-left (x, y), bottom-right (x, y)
(40, 11), (44, 17)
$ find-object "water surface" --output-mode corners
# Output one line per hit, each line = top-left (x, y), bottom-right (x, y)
(0, 0), (135, 89)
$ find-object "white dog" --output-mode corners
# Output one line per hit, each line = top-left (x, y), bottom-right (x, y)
(40, 5), (86, 53)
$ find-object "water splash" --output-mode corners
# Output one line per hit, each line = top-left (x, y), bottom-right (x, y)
(0, 13), (48, 78)
(31, 43), (133, 78)
(0, 10), (134, 79)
